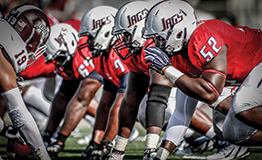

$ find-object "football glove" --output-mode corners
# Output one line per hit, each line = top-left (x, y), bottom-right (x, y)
(89, 139), (113, 160)
(144, 47), (172, 74)
(46, 141), (64, 157)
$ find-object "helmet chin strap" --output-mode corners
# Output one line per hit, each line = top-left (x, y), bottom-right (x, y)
(183, 27), (187, 43)
(166, 24), (175, 41)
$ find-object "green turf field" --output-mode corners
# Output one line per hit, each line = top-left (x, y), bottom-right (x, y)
(0, 121), (262, 160)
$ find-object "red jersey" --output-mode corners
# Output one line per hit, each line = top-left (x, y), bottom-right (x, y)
(174, 19), (262, 86)
(92, 48), (129, 87)
(72, 36), (96, 79)
(19, 54), (56, 79)
(117, 40), (151, 76)
(20, 20), (82, 80)
(64, 19), (81, 31)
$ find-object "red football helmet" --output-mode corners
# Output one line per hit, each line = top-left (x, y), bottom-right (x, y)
(5, 5), (51, 66)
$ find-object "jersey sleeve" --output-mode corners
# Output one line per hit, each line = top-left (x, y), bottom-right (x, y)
(72, 37), (96, 79)
(0, 20), (29, 73)
(117, 72), (128, 93)
(188, 29), (224, 71)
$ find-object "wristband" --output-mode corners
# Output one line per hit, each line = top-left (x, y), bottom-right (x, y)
(164, 66), (184, 84)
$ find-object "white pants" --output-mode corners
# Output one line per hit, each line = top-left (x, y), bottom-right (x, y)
(223, 62), (262, 144)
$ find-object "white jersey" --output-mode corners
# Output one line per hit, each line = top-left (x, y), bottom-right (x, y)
(0, 19), (29, 73)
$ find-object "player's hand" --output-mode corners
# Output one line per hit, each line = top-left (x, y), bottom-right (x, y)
(89, 149), (104, 160)
(89, 139), (113, 160)
(144, 47), (172, 74)
(46, 141), (64, 157)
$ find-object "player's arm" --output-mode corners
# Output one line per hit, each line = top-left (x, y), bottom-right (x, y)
(0, 50), (50, 159)
(107, 72), (129, 116)
(59, 71), (103, 137)
(118, 71), (150, 135)
(145, 46), (227, 104)
(101, 74), (128, 142)
(172, 45), (227, 104)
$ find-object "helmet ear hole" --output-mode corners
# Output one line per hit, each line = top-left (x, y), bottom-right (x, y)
(105, 31), (110, 38)
(176, 31), (183, 39)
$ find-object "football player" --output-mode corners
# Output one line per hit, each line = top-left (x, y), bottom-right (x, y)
(77, 6), (130, 160)
(109, 1), (219, 160)
(41, 22), (103, 157)
(18, 19), (98, 135)
(109, 2), (172, 159)
(0, 4), (51, 160)
(143, 0), (262, 159)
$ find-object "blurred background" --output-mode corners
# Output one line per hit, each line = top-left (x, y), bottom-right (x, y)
(0, 0), (261, 29)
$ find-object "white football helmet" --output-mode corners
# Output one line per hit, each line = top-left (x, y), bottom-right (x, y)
(78, 6), (117, 57)
(112, 1), (150, 60)
(143, 0), (197, 54)
(45, 23), (79, 78)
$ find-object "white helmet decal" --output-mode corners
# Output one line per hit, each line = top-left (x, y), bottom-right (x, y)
(161, 9), (187, 32)
(54, 27), (68, 47)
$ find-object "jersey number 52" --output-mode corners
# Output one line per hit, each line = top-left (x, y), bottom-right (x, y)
(200, 36), (221, 63)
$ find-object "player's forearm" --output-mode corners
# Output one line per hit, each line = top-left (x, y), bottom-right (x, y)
(1, 87), (50, 159)
(103, 94), (123, 141)
(163, 66), (218, 104)
(175, 75), (219, 104)
(60, 101), (86, 136)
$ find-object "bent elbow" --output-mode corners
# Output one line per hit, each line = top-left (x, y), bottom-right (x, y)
(203, 93), (219, 104)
